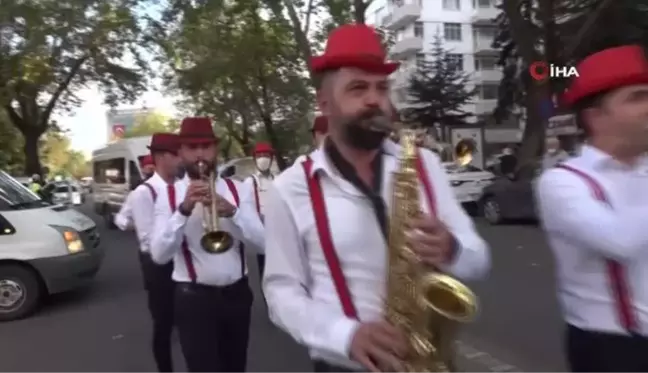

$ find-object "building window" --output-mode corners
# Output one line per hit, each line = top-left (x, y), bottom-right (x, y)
(414, 22), (424, 37)
(478, 0), (492, 7)
(443, 23), (462, 41)
(443, 0), (460, 10)
(475, 26), (497, 39)
(447, 53), (464, 71)
(475, 56), (498, 70)
(478, 84), (499, 100)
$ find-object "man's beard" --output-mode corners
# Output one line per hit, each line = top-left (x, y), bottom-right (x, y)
(143, 172), (153, 180)
(340, 108), (389, 150)
(184, 160), (216, 180)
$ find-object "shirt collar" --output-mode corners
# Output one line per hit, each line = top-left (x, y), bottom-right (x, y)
(306, 139), (400, 177)
(579, 144), (648, 171)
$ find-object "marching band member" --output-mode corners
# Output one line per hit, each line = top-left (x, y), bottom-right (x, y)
(294, 115), (329, 165)
(150, 117), (265, 372)
(536, 45), (648, 372)
(114, 133), (180, 372)
(141, 155), (156, 180)
(263, 24), (490, 372)
(244, 141), (276, 282)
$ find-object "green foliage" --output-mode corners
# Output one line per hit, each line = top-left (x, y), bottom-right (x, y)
(0, 0), (149, 174)
(40, 131), (90, 178)
(405, 35), (477, 128)
(124, 112), (177, 138)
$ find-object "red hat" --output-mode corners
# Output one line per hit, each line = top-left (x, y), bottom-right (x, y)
(563, 45), (648, 108)
(311, 115), (328, 134)
(310, 24), (399, 75)
(178, 117), (219, 144)
(148, 132), (178, 152)
(253, 142), (274, 155)
(140, 155), (154, 167)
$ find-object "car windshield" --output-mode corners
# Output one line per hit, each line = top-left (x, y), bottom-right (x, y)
(54, 185), (78, 193)
(0, 171), (49, 210)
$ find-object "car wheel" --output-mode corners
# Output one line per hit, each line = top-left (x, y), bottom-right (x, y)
(103, 204), (116, 230)
(0, 264), (43, 322)
(482, 197), (503, 225)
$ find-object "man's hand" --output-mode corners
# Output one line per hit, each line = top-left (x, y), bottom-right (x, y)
(406, 214), (455, 267)
(214, 194), (237, 218)
(349, 321), (407, 372)
(180, 180), (209, 213)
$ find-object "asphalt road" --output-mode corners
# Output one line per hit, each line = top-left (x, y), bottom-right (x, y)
(0, 203), (567, 372)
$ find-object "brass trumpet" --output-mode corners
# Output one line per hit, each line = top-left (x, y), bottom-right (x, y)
(197, 161), (233, 254)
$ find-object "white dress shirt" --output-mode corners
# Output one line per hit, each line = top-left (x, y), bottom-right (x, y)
(263, 140), (490, 369)
(243, 172), (274, 216)
(114, 174), (164, 253)
(150, 175), (266, 286)
(536, 145), (648, 337)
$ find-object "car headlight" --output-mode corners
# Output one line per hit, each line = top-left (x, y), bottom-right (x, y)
(50, 226), (85, 253)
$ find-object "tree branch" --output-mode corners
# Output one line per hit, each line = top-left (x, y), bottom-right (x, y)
(41, 56), (89, 128)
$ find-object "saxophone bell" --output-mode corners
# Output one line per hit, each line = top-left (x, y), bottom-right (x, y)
(196, 161), (233, 254)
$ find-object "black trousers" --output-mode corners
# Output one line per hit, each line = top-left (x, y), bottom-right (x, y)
(139, 252), (175, 372)
(256, 254), (265, 280)
(566, 324), (648, 372)
(313, 360), (363, 372)
(175, 278), (253, 372)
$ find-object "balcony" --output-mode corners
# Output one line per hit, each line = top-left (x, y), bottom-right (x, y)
(472, 69), (502, 82)
(390, 36), (423, 59)
(473, 37), (497, 56)
(385, 3), (421, 30)
(472, 6), (499, 25)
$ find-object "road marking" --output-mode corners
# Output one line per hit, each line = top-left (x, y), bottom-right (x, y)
(456, 340), (523, 372)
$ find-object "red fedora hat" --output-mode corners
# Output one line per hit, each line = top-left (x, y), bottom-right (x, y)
(253, 142), (274, 156)
(148, 132), (178, 152)
(311, 115), (328, 134)
(563, 45), (648, 108)
(310, 24), (399, 75)
(178, 117), (219, 144)
(140, 154), (154, 167)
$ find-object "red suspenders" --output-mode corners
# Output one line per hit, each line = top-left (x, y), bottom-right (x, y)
(223, 179), (246, 276)
(555, 164), (637, 333)
(166, 184), (197, 282)
(141, 182), (157, 201)
(301, 150), (436, 319)
(251, 176), (261, 215)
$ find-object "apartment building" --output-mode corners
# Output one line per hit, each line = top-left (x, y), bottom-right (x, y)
(366, 0), (521, 145)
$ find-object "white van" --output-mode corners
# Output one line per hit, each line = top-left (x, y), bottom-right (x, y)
(0, 171), (102, 321)
(91, 136), (150, 229)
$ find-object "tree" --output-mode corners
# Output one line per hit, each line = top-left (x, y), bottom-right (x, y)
(0, 0), (149, 176)
(492, 0), (648, 168)
(40, 131), (89, 177)
(0, 109), (25, 175)
(404, 35), (477, 131)
(153, 0), (313, 170)
(124, 111), (177, 138)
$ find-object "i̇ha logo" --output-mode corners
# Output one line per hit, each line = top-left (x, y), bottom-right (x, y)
(529, 61), (578, 81)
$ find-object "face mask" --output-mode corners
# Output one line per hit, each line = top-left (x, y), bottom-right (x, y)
(342, 110), (388, 150)
(256, 157), (272, 171)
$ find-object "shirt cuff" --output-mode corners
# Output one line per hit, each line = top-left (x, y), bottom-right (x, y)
(170, 210), (189, 228)
(439, 234), (464, 274)
(328, 317), (360, 358)
(114, 213), (130, 231)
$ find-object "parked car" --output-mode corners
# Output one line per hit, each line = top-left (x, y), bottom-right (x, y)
(0, 171), (102, 321)
(478, 163), (541, 225)
(41, 182), (84, 206)
(443, 162), (496, 211)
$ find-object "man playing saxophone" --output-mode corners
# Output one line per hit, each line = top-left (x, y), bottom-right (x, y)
(150, 117), (265, 372)
(263, 24), (490, 372)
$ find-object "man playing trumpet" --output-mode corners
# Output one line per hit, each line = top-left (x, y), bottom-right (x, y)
(150, 117), (265, 372)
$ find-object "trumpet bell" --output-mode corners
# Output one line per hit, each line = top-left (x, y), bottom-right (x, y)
(419, 273), (477, 323)
(200, 231), (234, 254)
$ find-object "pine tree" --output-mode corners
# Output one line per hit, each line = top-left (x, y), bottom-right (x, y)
(404, 35), (477, 129)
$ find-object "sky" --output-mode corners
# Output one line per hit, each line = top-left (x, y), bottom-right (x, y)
(55, 87), (178, 158)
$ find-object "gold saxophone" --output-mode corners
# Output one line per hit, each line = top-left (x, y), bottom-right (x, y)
(385, 129), (478, 372)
